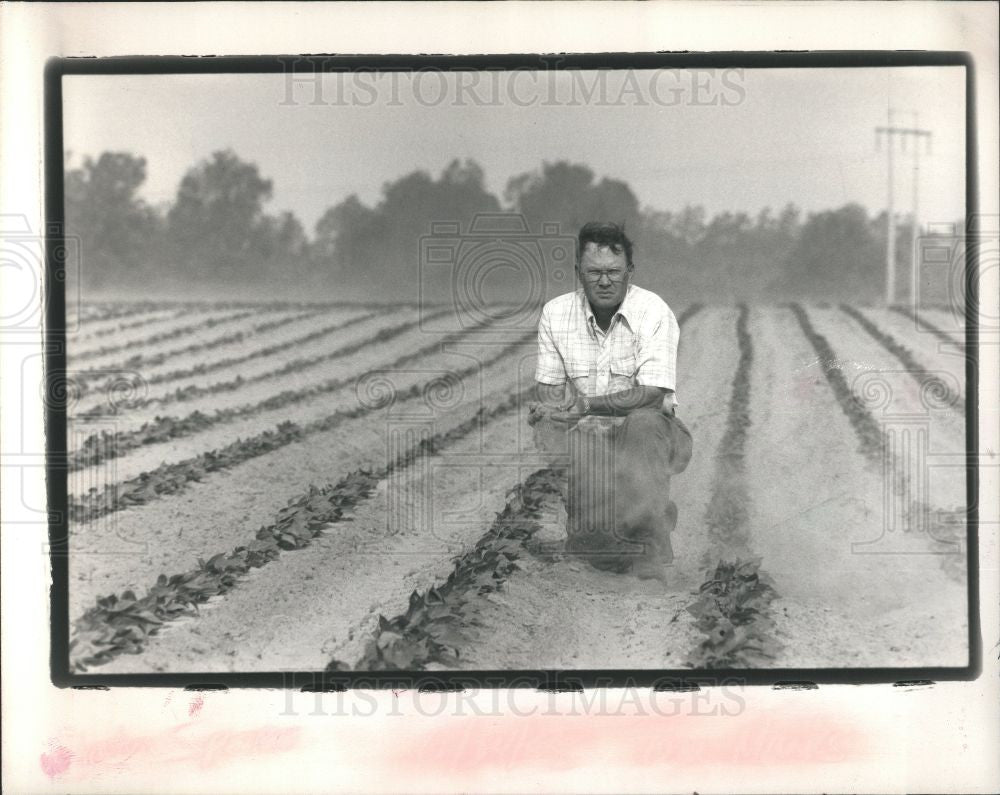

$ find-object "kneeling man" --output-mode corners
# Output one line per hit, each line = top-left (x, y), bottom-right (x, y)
(528, 221), (692, 582)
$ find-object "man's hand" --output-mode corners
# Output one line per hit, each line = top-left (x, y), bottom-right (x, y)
(581, 386), (668, 417)
(541, 396), (588, 425)
(528, 395), (583, 426)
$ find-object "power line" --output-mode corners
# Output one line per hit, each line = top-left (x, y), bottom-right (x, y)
(876, 109), (932, 306)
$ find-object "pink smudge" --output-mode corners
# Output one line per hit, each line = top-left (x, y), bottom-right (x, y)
(40, 745), (73, 778)
(49, 724), (303, 777)
(189, 693), (205, 717)
(393, 712), (866, 775)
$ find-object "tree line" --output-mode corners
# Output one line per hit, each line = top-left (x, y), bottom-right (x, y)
(64, 149), (940, 304)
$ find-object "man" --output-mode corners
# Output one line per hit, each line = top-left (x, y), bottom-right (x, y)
(528, 221), (692, 582)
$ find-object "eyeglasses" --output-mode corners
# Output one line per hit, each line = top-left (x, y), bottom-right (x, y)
(581, 270), (629, 284)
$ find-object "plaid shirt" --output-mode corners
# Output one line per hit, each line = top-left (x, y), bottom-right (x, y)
(535, 284), (680, 406)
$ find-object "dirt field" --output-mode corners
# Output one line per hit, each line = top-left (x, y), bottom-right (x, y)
(64, 301), (970, 673)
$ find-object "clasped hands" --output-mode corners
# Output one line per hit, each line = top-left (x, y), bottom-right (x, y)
(527, 395), (588, 426)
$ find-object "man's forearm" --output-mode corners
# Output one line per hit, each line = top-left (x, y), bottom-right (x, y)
(582, 386), (668, 416)
(535, 382), (571, 409)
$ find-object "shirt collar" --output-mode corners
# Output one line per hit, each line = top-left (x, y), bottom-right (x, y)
(578, 284), (637, 332)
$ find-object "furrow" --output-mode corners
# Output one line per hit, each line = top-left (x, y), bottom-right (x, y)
(891, 305), (965, 347)
(69, 330), (536, 523)
(683, 305), (782, 669)
(67, 310), (471, 476)
(841, 304), (964, 414)
(329, 305), (731, 672)
(70, 308), (263, 364)
(71, 308), (362, 410)
(68, 341), (535, 626)
(793, 304), (967, 579)
(742, 306), (967, 667)
(79, 383), (538, 673)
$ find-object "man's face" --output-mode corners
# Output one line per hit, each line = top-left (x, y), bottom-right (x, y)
(577, 242), (632, 312)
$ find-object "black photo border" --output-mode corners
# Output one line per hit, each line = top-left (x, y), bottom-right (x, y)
(45, 50), (981, 690)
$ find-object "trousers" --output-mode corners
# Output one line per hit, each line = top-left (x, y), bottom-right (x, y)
(533, 408), (693, 571)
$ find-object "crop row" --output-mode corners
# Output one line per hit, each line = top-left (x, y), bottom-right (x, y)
(77, 309), (455, 418)
(702, 305), (753, 555)
(69, 310), (470, 470)
(70, 302), (178, 325)
(69, 383), (537, 671)
(800, 305), (968, 583)
(685, 305), (781, 669)
(684, 558), (780, 668)
(72, 310), (322, 400)
(81, 307), (193, 341)
(789, 304), (884, 464)
(890, 305), (964, 348)
(71, 308), (267, 363)
(84, 310), (374, 400)
(69, 329), (535, 521)
(333, 303), (705, 670)
(331, 468), (564, 671)
(842, 304), (964, 413)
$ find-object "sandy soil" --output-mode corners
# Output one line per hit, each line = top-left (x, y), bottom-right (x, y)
(95, 308), (739, 673)
(70, 308), (376, 416)
(102, 406), (545, 673)
(742, 307), (967, 668)
(863, 308), (969, 400)
(809, 306), (968, 516)
(66, 311), (452, 456)
(68, 329), (533, 493)
(70, 309), (313, 415)
(71, 308), (187, 347)
(69, 308), (269, 372)
(70, 303), (970, 674)
(435, 307), (742, 670)
(69, 340), (536, 619)
(922, 307), (966, 341)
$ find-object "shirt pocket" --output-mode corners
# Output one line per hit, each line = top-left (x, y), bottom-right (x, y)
(563, 358), (592, 394)
(610, 352), (638, 378)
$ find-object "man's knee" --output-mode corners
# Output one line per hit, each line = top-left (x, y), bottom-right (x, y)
(619, 408), (692, 475)
(621, 408), (666, 435)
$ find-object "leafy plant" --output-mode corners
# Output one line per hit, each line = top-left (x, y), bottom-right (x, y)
(69, 383), (538, 671)
(685, 557), (781, 668)
(343, 468), (564, 672)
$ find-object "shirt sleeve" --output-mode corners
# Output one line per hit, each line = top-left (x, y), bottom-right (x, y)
(634, 304), (679, 396)
(534, 305), (567, 385)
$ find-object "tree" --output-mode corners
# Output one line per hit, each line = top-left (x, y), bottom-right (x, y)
(165, 150), (274, 282)
(311, 159), (501, 298)
(311, 194), (378, 281)
(256, 211), (310, 283)
(779, 203), (882, 301)
(504, 161), (641, 238)
(64, 152), (162, 290)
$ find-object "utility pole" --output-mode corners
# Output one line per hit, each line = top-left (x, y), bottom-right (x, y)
(876, 110), (932, 306)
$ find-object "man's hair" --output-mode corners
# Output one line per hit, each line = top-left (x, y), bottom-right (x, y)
(576, 221), (634, 269)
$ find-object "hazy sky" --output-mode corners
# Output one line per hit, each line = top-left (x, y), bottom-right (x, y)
(64, 66), (966, 232)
